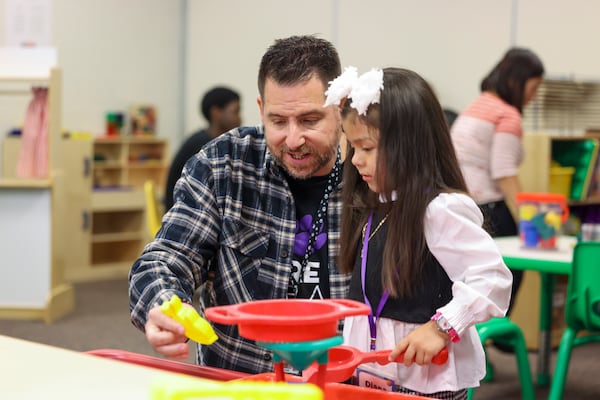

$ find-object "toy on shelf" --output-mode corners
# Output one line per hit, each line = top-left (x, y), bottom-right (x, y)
(161, 294), (218, 345)
(105, 112), (124, 136)
(517, 192), (570, 249)
(130, 104), (156, 136)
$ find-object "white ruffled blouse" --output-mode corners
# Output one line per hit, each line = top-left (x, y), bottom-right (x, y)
(343, 192), (513, 394)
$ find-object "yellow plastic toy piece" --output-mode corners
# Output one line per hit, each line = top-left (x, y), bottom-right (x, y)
(160, 295), (218, 345)
(151, 375), (323, 400)
(544, 210), (562, 231)
(519, 204), (538, 220)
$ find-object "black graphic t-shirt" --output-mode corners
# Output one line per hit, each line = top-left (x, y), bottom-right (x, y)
(286, 173), (331, 300)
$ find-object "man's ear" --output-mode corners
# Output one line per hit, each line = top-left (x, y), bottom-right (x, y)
(209, 105), (221, 122)
(257, 95), (264, 121)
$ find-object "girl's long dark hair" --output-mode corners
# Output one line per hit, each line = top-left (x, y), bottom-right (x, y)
(339, 68), (468, 298)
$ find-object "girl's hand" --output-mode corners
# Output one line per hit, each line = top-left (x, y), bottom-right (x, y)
(388, 320), (448, 366)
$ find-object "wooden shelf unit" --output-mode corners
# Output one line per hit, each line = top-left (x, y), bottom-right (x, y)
(93, 137), (167, 189)
(76, 137), (167, 281)
(0, 68), (76, 322)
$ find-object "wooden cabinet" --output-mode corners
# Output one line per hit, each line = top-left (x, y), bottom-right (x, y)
(4, 134), (167, 283)
(91, 137), (166, 279)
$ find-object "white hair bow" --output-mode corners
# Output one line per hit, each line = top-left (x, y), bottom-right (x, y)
(324, 66), (384, 115)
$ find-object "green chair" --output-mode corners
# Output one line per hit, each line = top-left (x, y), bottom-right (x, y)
(467, 317), (534, 400)
(548, 242), (600, 400)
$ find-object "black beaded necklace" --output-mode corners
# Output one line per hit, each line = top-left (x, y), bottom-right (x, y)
(289, 149), (341, 297)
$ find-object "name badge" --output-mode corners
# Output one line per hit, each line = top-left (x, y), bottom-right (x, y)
(355, 367), (397, 392)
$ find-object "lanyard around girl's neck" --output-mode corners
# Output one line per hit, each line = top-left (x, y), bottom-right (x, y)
(361, 212), (390, 351)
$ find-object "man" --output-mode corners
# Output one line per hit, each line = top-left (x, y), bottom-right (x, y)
(129, 35), (350, 374)
(164, 86), (241, 211)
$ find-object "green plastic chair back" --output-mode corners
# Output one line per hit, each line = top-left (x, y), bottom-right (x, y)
(467, 317), (534, 400)
(565, 242), (600, 331)
(549, 241), (600, 400)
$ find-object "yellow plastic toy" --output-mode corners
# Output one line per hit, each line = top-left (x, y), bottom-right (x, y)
(160, 295), (218, 345)
(151, 375), (323, 400)
(544, 210), (562, 231)
(519, 203), (538, 220)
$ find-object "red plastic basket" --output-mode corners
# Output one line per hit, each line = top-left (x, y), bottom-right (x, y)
(237, 373), (433, 399)
(86, 349), (250, 381)
(87, 349), (432, 399)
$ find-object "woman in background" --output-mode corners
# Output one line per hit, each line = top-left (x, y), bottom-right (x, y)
(451, 48), (544, 315)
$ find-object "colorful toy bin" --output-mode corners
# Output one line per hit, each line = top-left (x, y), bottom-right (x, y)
(516, 192), (569, 249)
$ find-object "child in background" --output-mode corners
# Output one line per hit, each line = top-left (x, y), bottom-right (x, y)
(325, 67), (512, 399)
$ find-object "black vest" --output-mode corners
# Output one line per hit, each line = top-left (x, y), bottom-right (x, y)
(348, 220), (453, 323)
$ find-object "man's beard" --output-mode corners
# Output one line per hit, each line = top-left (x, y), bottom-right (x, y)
(270, 144), (337, 180)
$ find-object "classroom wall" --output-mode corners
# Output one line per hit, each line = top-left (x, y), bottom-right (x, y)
(186, 0), (514, 129)
(186, 0), (600, 137)
(2, 0), (600, 161)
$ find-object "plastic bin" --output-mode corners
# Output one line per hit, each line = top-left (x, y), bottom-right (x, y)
(516, 192), (569, 249)
(86, 349), (250, 381)
(88, 349), (430, 400)
(549, 166), (575, 198)
(237, 372), (432, 399)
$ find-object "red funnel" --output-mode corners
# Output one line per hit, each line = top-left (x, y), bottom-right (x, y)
(206, 299), (370, 342)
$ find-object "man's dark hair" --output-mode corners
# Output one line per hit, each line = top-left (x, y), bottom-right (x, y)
(200, 87), (240, 122)
(258, 35), (341, 99)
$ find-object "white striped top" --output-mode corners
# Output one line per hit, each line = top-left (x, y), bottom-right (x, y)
(451, 92), (524, 204)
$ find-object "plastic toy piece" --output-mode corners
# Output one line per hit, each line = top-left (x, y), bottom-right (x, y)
(160, 295), (218, 345)
(302, 345), (449, 384)
(151, 375), (323, 400)
(544, 210), (562, 231)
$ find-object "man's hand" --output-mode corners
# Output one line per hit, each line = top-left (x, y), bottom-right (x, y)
(145, 306), (190, 359)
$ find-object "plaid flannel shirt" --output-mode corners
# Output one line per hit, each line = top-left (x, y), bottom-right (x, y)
(129, 125), (350, 374)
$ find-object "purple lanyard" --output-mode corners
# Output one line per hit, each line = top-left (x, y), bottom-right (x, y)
(361, 212), (390, 351)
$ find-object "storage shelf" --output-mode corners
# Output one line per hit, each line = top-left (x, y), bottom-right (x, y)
(0, 178), (52, 188)
(91, 239), (145, 266)
(92, 137), (166, 190)
(65, 262), (132, 282)
(128, 162), (165, 168)
(91, 231), (145, 243)
(94, 162), (123, 169)
(568, 197), (600, 206)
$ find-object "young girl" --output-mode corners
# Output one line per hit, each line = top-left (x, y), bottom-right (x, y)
(324, 67), (513, 399)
